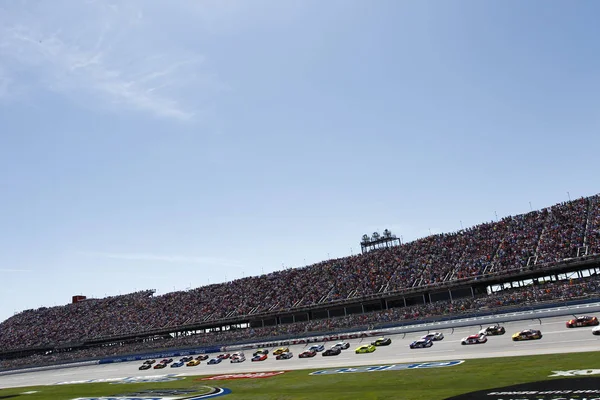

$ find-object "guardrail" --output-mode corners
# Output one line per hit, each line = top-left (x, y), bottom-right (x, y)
(97, 346), (221, 365)
(221, 301), (600, 351)
(214, 296), (600, 350)
(374, 301), (600, 336)
(372, 298), (600, 331)
(3, 299), (600, 373)
(0, 360), (98, 376)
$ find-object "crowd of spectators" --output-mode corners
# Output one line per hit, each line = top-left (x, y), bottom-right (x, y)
(536, 198), (588, 263)
(1, 195), (600, 355)
(1, 276), (598, 371)
(587, 195), (600, 255)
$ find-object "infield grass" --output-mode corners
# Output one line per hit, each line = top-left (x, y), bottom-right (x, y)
(1, 351), (598, 400)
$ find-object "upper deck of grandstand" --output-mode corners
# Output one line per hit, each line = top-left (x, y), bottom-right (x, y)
(1, 194), (599, 352)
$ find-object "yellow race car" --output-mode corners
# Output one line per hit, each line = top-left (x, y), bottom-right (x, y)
(511, 329), (542, 341)
(355, 344), (376, 354)
(253, 349), (269, 356)
(273, 347), (289, 355)
(186, 359), (201, 367)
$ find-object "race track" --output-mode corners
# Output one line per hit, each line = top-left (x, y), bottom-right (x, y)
(1, 315), (598, 389)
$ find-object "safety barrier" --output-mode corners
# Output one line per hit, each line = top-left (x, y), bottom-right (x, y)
(3, 299), (600, 373)
(97, 346), (222, 365)
(215, 297), (600, 350)
(373, 301), (600, 336)
(0, 360), (98, 376)
(221, 301), (600, 351)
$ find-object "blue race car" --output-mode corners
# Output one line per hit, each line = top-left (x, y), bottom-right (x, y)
(308, 344), (325, 352)
(208, 358), (222, 365)
(409, 339), (433, 349)
(170, 361), (184, 368)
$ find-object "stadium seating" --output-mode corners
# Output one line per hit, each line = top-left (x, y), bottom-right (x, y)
(1, 276), (598, 370)
(1, 194), (599, 355)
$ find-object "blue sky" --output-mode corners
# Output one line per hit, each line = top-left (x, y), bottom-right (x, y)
(0, 0), (599, 322)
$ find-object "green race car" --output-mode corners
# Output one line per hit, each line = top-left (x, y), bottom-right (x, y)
(355, 344), (376, 354)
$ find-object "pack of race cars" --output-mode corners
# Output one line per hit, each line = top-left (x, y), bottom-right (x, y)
(137, 315), (599, 370)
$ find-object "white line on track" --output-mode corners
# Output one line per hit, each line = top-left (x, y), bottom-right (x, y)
(407, 350), (456, 354)
(541, 338), (598, 345)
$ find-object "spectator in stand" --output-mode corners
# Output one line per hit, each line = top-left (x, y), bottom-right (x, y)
(536, 198), (588, 263)
(1, 195), (599, 356)
(2, 275), (599, 371)
(586, 195), (600, 255)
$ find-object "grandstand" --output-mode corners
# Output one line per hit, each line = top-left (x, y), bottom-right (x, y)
(1, 194), (600, 369)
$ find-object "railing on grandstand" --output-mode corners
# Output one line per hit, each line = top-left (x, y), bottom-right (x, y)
(5, 293), (600, 371)
(4, 253), (599, 353)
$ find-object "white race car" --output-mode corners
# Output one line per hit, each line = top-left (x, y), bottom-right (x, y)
(461, 333), (488, 345)
(230, 352), (246, 363)
(333, 341), (350, 350)
(592, 326), (600, 336)
(421, 332), (444, 341)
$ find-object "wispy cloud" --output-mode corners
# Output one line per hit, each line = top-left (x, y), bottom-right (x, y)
(0, 269), (32, 273)
(79, 251), (244, 268)
(0, 66), (9, 99)
(0, 1), (225, 120)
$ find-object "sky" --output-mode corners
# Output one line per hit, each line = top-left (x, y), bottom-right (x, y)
(0, 0), (599, 322)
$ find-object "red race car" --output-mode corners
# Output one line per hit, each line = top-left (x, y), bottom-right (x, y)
(251, 354), (267, 362)
(461, 333), (488, 345)
(566, 316), (599, 328)
(217, 353), (231, 359)
(299, 350), (316, 358)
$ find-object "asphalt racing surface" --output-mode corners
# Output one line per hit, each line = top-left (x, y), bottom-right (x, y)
(1, 315), (598, 389)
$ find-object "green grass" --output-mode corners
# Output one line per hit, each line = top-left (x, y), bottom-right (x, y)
(2, 352), (599, 400)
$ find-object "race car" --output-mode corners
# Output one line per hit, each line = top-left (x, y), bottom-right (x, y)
(153, 363), (166, 369)
(333, 341), (350, 350)
(276, 352), (293, 360)
(309, 344), (325, 352)
(461, 334), (488, 345)
(592, 326), (600, 336)
(273, 347), (289, 355)
(409, 339), (433, 349)
(186, 359), (201, 367)
(196, 354), (209, 361)
(208, 358), (223, 365)
(479, 324), (506, 336)
(143, 359), (156, 365)
(139, 364), (151, 370)
(299, 350), (317, 358)
(566, 315), (599, 328)
(371, 337), (392, 346)
(252, 353), (268, 362)
(160, 358), (173, 364)
(355, 344), (376, 354)
(253, 349), (269, 356)
(217, 353), (231, 359)
(230, 353), (246, 363)
(512, 329), (542, 341)
(170, 361), (184, 368)
(322, 347), (341, 356)
(421, 332), (444, 341)
(180, 356), (193, 362)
